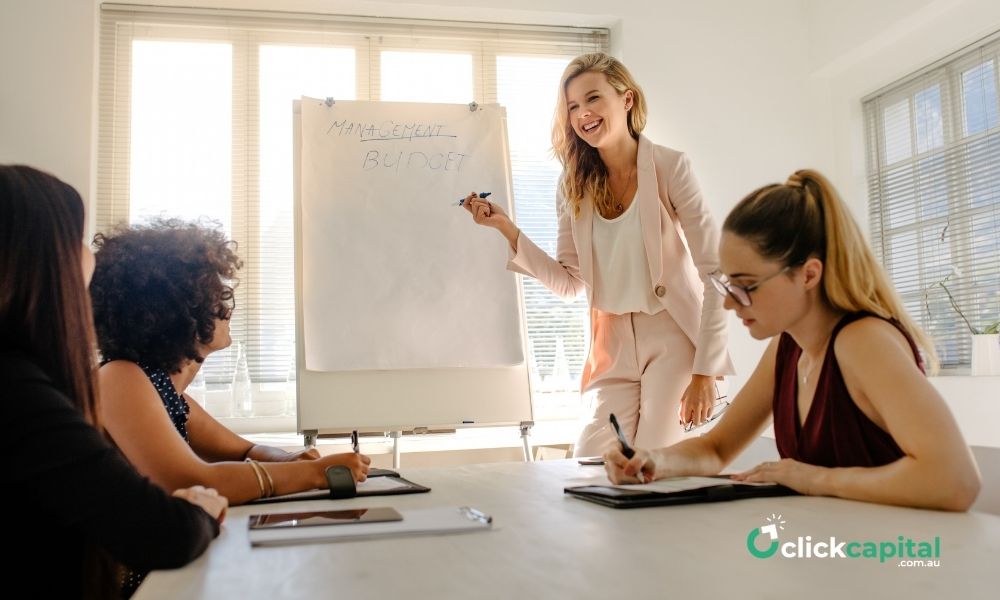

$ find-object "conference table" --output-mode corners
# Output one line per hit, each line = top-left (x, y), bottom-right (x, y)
(135, 459), (1000, 599)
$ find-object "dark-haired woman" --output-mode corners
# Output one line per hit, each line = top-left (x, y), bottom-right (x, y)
(1, 165), (226, 598)
(604, 170), (980, 511)
(90, 220), (370, 507)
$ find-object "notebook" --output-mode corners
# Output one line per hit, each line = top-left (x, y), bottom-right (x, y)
(247, 506), (493, 547)
(565, 475), (796, 508)
(249, 467), (430, 504)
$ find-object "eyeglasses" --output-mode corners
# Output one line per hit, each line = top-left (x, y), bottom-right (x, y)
(708, 265), (794, 307)
(683, 396), (730, 432)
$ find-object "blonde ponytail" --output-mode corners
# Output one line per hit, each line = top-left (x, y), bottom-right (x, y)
(725, 169), (938, 371)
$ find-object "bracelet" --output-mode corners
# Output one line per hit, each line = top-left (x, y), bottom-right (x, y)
(245, 459), (267, 499)
(258, 462), (276, 497)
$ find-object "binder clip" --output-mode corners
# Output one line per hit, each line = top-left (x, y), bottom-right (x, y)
(459, 506), (492, 524)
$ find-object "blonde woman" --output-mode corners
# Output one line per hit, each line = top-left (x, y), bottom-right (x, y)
(605, 170), (981, 511)
(464, 53), (733, 455)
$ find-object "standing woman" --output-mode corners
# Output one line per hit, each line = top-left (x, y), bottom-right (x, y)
(464, 53), (733, 455)
(0, 165), (226, 598)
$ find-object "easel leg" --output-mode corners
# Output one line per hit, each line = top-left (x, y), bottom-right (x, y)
(390, 430), (402, 469)
(520, 421), (534, 462)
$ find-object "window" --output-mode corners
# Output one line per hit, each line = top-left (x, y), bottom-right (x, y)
(97, 6), (607, 422)
(864, 33), (1000, 368)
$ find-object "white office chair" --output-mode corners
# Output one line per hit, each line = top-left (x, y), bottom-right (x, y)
(970, 445), (1000, 515)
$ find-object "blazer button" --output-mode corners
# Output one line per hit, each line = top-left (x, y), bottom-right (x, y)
(654, 285), (666, 297)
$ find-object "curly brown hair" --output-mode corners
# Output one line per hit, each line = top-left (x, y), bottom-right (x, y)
(90, 219), (242, 374)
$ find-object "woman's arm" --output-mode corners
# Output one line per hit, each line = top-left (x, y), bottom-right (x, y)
(99, 361), (369, 505)
(8, 372), (219, 572)
(184, 396), (318, 463)
(736, 319), (981, 511)
(606, 337), (778, 483)
(465, 186), (587, 300)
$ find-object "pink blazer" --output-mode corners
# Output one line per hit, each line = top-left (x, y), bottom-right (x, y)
(507, 135), (735, 379)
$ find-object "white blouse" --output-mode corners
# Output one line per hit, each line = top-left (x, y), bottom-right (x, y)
(591, 193), (664, 315)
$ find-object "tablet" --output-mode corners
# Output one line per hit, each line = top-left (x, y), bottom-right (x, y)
(248, 507), (403, 530)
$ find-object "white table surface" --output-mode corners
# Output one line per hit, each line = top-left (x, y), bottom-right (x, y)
(135, 459), (1000, 599)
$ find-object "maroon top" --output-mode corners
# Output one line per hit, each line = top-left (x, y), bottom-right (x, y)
(773, 312), (923, 468)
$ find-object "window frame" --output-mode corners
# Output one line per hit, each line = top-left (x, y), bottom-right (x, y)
(97, 5), (608, 423)
(864, 32), (1000, 369)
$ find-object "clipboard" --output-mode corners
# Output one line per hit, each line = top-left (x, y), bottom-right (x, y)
(250, 466), (430, 504)
(564, 475), (796, 508)
(248, 506), (493, 547)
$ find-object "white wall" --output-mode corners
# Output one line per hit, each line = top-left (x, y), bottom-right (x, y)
(804, 0), (1000, 226)
(0, 0), (98, 220)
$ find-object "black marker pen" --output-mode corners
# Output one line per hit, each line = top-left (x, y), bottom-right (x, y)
(454, 191), (492, 206)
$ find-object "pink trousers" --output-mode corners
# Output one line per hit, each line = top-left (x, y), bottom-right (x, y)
(573, 308), (696, 457)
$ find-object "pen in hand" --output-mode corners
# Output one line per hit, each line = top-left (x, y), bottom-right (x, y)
(351, 430), (360, 454)
(454, 191), (491, 206)
(609, 413), (646, 483)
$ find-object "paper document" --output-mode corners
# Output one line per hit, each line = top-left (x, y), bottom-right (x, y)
(611, 476), (775, 493)
(357, 477), (415, 493)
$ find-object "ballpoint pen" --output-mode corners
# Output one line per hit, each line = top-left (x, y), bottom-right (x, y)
(351, 430), (360, 454)
(454, 191), (492, 206)
(609, 413), (646, 483)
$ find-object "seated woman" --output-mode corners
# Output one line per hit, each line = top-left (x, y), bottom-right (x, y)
(90, 220), (370, 506)
(604, 169), (981, 511)
(1, 165), (227, 598)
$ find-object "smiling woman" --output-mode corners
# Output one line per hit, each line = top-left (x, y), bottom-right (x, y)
(461, 52), (735, 455)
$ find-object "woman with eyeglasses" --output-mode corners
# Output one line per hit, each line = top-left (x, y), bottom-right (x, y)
(462, 53), (734, 456)
(605, 169), (981, 511)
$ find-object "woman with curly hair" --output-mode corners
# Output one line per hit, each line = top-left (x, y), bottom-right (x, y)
(90, 220), (370, 509)
(1, 166), (225, 599)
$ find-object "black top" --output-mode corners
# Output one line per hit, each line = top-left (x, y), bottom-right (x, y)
(1, 352), (219, 598)
(140, 364), (190, 441)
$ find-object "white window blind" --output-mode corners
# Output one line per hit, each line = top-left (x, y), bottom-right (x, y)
(863, 33), (1000, 367)
(97, 5), (607, 419)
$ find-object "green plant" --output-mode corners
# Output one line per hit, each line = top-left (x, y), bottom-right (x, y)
(925, 271), (1000, 335)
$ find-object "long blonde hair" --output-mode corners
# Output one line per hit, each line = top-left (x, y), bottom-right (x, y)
(723, 169), (938, 371)
(551, 52), (647, 217)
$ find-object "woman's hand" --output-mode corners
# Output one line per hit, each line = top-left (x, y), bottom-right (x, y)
(731, 459), (827, 495)
(462, 192), (520, 248)
(320, 452), (372, 482)
(604, 446), (656, 484)
(281, 447), (321, 462)
(678, 374), (717, 429)
(173, 485), (228, 522)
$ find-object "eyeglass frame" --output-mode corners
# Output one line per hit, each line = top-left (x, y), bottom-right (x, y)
(708, 264), (798, 307)
(683, 396), (730, 432)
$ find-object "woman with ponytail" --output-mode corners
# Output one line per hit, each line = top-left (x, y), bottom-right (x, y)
(463, 53), (733, 455)
(604, 169), (981, 511)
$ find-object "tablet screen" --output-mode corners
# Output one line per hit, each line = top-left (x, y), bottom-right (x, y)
(248, 507), (403, 529)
